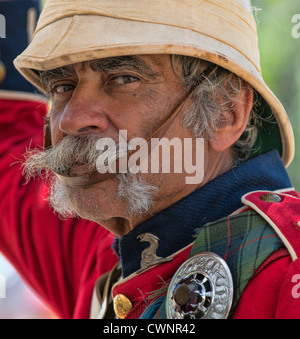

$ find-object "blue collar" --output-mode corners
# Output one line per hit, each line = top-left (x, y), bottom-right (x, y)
(113, 150), (292, 277)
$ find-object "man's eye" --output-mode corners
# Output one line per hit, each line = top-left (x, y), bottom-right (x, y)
(110, 75), (139, 85)
(52, 84), (75, 94)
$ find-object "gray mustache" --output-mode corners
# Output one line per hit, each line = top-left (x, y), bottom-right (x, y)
(23, 134), (125, 179)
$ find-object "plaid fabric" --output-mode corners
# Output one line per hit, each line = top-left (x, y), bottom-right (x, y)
(143, 209), (284, 319)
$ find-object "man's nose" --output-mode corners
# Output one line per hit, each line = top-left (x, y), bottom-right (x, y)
(59, 86), (111, 137)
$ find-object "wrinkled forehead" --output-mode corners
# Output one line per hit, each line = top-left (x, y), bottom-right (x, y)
(38, 54), (181, 91)
(41, 56), (159, 74)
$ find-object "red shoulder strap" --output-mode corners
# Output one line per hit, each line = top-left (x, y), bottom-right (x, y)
(242, 189), (300, 261)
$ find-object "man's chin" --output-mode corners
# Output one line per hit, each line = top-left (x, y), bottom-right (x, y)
(69, 164), (93, 177)
(49, 171), (156, 224)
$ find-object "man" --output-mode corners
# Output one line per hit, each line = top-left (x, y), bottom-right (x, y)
(1, 0), (300, 319)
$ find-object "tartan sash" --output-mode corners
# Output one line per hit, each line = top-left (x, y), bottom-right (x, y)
(140, 209), (284, 319)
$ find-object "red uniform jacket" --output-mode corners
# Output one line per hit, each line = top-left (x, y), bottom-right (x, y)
(1, 97), (300, 319)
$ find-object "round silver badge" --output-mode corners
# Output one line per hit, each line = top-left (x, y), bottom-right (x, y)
(166, 252), (234, 319)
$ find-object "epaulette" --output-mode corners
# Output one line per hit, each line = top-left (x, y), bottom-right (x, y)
(242, 190), (300, 262)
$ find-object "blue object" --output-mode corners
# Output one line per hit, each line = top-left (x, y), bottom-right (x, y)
(0, 0), (41, 93)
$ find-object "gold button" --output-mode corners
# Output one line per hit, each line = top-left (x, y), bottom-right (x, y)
(0, 60), (6, 83)
(260, 193), (281, 203)
(113, 294), (132, 319)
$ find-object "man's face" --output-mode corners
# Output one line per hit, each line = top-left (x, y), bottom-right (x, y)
(49, 55), (185, 146)
(41, 54), (199, 235)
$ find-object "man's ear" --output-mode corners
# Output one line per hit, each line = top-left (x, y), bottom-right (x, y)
(208, 84), (254, 153)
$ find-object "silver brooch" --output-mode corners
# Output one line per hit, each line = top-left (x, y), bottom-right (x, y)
(166, 252), (234, 319)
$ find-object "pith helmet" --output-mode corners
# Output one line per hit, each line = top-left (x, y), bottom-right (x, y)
(14, 0), (294, 167)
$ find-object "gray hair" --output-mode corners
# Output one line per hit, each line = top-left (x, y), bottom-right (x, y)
(171, 55), (261, 164)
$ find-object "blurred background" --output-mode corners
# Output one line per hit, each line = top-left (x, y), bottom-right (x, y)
(252, 0), (300, 192)
(0, 0), (299, 319)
